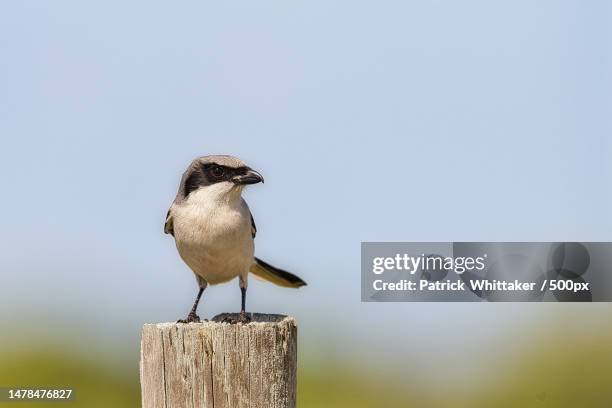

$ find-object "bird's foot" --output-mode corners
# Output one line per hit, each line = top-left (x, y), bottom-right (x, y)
(222, 311), (252, 324)
(177, 312), (201, 324)
(237, 311), (251, 324)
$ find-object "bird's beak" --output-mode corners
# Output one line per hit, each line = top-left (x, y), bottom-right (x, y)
(232, 168), (264, 185)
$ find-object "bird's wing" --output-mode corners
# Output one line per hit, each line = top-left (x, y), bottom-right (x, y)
(250, 212), (257, 238)
(164, 208), (174, 236)
(242, 198), (256, 238)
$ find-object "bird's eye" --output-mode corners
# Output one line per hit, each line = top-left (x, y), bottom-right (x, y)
(211, 166), (224, 178)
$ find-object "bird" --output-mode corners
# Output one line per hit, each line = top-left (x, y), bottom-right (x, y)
(165, 155), (306, 323)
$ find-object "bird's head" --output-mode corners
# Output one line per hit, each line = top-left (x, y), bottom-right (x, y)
(177, 155), (264, 203)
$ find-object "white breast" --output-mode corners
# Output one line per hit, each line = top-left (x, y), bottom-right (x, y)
(171, 187), (254, 285)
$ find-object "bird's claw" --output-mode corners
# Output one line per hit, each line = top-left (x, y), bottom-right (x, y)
(177, 312), (201, 324)
(238, 311), (251, 324)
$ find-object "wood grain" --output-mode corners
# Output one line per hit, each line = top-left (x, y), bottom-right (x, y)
(140, 313), (297, 408)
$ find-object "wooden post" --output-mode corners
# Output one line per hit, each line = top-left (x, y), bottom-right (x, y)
(140, 313), (297, 408)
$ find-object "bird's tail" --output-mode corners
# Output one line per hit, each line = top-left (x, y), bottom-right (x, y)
(250, 257), (307, 288)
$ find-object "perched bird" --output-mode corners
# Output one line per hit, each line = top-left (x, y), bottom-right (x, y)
(165, 155), (306, 323)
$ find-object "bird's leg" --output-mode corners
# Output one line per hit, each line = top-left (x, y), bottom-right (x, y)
(241, 287), (246, 314)
(237, 275), (251, 323)
(178, 286), (205, 323)
(223, 276), (251, 324)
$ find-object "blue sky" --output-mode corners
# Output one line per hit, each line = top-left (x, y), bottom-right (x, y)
(1, 1), (610, 373)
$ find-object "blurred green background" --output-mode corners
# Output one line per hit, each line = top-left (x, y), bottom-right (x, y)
(2, 309), (611, 407)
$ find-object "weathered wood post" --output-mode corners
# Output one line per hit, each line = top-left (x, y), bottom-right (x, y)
(140, 313), (297, 408)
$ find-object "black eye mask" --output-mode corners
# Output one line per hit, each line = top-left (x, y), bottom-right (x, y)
(183, 163), (250, 197)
